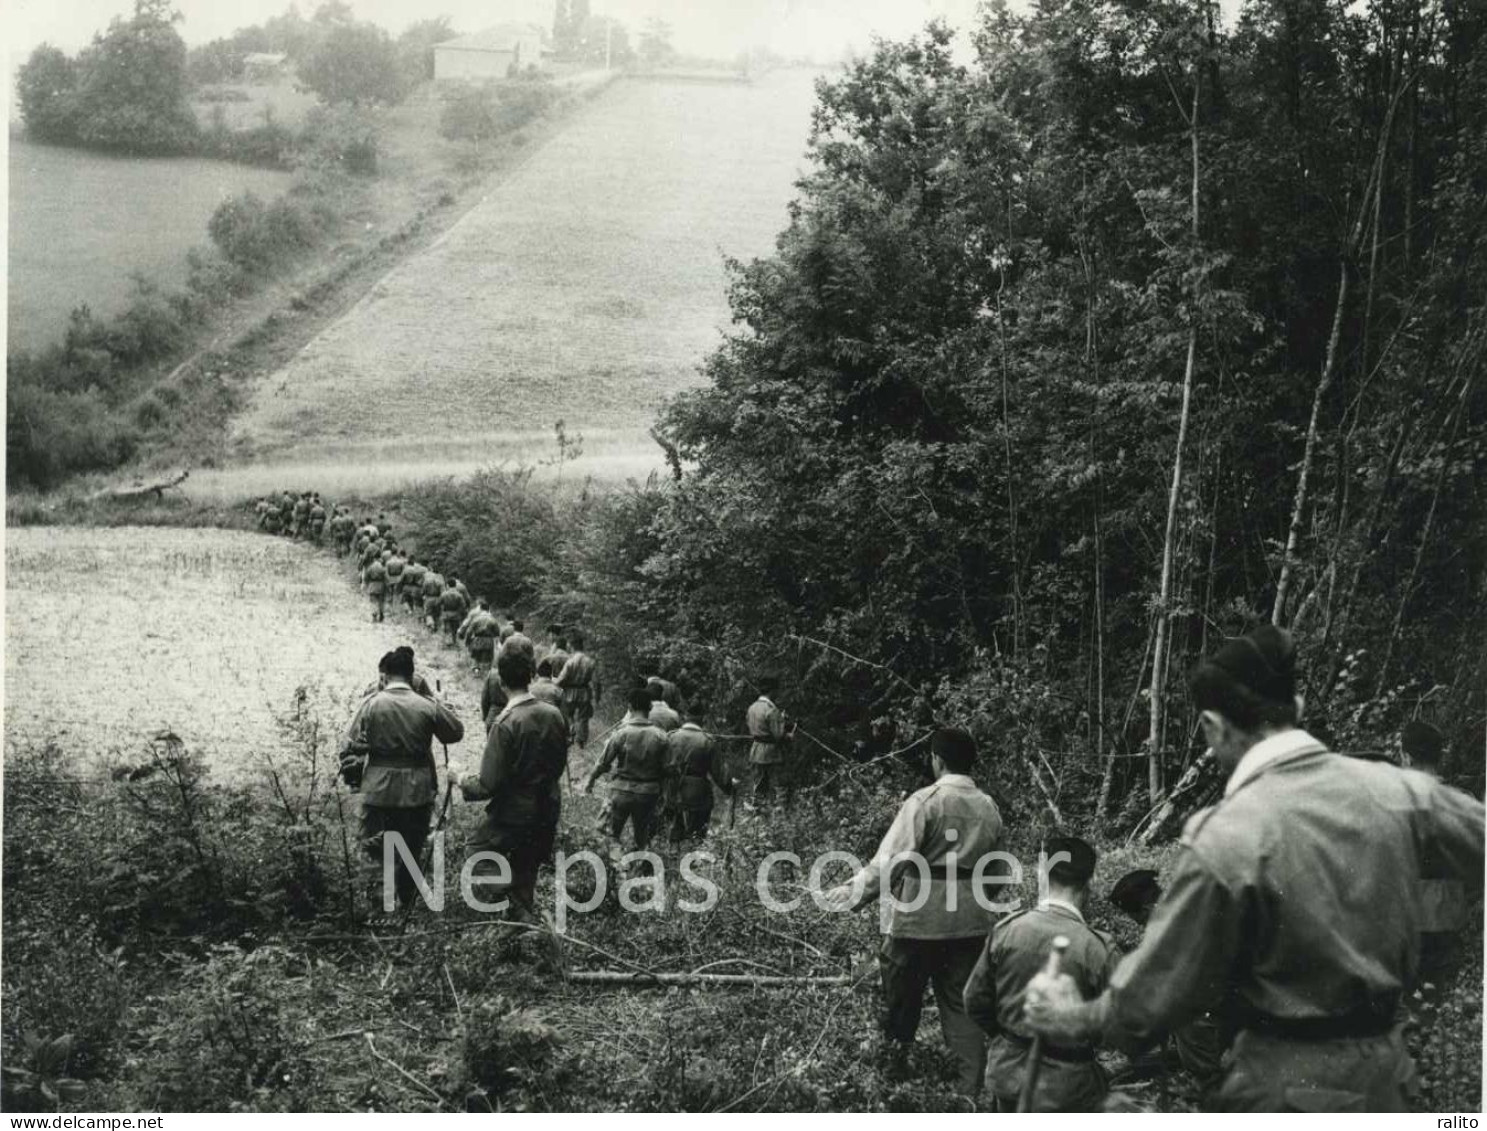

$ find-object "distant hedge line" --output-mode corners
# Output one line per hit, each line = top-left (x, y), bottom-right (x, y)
(7, 78), (580, 493)
(5, 163), (344, 490)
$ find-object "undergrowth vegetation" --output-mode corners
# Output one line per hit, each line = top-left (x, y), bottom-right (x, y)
(4, 704), (1479, 1113)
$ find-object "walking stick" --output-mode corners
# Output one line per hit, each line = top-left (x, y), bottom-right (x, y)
(1017, 935), (1071, 1113)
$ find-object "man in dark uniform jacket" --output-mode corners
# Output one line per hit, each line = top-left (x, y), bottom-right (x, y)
(461, 651), (569, 916)
(666, 712), (734, 842)
(966, 836), (1118, 1111)
(1025, 625), (1484, 1111)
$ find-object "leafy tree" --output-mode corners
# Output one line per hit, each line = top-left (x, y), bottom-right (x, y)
(639, 2), (1486, 823)
(569, 16), (632, 68)
(298, 20), (404, 106)
(186, 39), (245, 86)
(71, 0), (199, 154)
(637, 18), (675, 67)
(397, 16), (455, 85)
(17, 45), (81, 143)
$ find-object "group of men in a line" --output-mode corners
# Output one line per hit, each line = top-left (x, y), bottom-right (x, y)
(313, 493), (1483, 1118)
(818, 624), (1482, 1112)
(336, 632), (762, 915)
(254, 490), (329, 542)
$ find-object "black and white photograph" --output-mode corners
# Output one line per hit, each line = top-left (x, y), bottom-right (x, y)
(3, 0), (1484, 1116)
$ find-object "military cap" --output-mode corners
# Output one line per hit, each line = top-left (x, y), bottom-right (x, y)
(1109, 868), (1161, 916)
(1401, 719), (1444, 767)
(1206, 624), (1296, 705)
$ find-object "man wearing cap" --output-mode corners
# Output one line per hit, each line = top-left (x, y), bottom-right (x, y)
(965, 836), (1117, 1111)
(338, 648), (464, 910)
(823, 728), (1007, 1097)
(1024, 625), (1485, 1111)
(1107, 869), (1227, 1088)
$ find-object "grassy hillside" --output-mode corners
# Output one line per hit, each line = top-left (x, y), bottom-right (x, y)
(7, 139), (293, 352)
(209, 71), (820, 499)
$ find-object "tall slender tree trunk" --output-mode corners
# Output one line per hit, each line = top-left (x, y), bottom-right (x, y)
(1375, 345), (1481, 695)
(1082, 243), (1115, 820)
(1148, 72), (1201, 804)
(1273, 80), (1407, 625)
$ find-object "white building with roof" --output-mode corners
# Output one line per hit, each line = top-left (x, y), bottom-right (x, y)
(433, 25), (546, 81)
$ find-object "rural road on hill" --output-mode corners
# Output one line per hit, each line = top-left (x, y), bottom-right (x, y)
(218, 71), (822, 498)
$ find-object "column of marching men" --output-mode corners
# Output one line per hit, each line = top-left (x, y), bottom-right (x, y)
(250, 493), (1484, 1113)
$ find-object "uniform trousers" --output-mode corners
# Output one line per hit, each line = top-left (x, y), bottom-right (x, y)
(878, 934), (986, 1095)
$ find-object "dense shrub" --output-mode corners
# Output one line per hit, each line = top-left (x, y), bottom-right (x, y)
(200, 119), (297, 169)
(299, 103), (380, 175)
(208, 192), (324, 273)
(16, 45), (82, 143)
(439, 79), (560, 143)
(5, 382), (140, 490)
(399, 467), (567, 608)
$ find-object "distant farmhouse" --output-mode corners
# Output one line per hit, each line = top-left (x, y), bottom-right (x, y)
(242, 52), (289, 83)
(433, 25), (546, 82)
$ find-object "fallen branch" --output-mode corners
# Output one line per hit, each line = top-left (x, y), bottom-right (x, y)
(364, 1032), (448, 1110)
(89, 469), (190, 503)
(564, 970), (853, 988)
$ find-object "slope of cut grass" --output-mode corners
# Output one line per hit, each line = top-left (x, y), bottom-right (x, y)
(218, 71), (820, 496)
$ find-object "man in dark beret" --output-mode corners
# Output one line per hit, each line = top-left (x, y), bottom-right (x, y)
(1107, 869), (1227, 1089)
(1024, 624), (1484, 1111)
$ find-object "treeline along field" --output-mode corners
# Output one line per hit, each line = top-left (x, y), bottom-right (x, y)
(7, 138), (293, 353)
